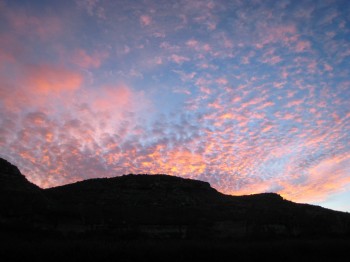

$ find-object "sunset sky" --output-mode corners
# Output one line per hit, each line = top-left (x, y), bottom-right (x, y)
(0, 0), (349, 212)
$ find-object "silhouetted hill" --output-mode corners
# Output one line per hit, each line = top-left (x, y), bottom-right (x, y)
(0, 158), (48, 219)
(1, 157), (350, 239)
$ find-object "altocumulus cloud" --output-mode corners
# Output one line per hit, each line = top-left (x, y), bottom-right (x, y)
(0, 0), (349, 212)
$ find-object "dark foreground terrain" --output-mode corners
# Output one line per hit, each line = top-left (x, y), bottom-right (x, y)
(1, 157), (350, 261)
(1, 234), (350, 262)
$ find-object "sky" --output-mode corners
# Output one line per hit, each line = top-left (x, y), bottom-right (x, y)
(0, 0), (349, 212)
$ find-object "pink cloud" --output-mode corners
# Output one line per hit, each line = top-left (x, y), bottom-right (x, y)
(76, 0), (105, 19)
(240, 97), (264, 109)
(306, 59), (318, 74)
(286, 99), (304, 108)
(92, 85), (133, 111)
(173, 70), (196, 82)
(258, 101), (274, 109)
(140, 15), (152, 26)
(173, 87), (191, 95)
(261, 123), (273, 133)
(72, 49), (108, 69)
(281, 68), (289, 79)
(295, 40), (311, 52)
(1, 83), (152, 187)
(0, 35), (18, 67)
(186, 39), (212, 55)
(0, 63), (83, 112)
(199, 86), (212, 95)
(208, 100), (222, 109)
(219, 113), (235, 120)
(26, 64), (83, 94)
(262, 55), (282, 65)
(160, 42), (180, 52)
(231, 96), (242, 103)
(186, 39), (199, 49)
(169, 54), (190, 64)
(202, 43), (211, 52)
(273, 81), (285, 89)
(280, 155), (350, 202)
(4, 6), (62, 40)
(216, 78), (228, 85)
(282, 113), (295, 120)
(258, 23), (298, 47)
(324, 63), (333, 71)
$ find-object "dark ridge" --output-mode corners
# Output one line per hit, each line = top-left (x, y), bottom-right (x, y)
(0, 158), (23, 177)
(0, 158), (48, 218)
(0, 158), (39, 192)
(49, 173), (214, 192)
(1, 157), (350, 240)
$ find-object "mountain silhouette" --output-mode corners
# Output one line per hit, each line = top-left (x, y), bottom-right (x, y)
(0, 158), (48, 218)
(1, 157), (350, 239)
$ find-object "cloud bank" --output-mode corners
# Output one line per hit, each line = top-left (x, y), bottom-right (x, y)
(0, 0), (349, 211)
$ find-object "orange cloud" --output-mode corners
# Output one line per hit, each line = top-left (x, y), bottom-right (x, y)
(167, 150), (206, 175)
(279, 155), (350, 202)
(0, 63), (84, 112)
(26, 64), (83, 94)
(92, 85), (133, 111)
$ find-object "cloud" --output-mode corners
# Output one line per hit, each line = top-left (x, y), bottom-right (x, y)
(295, 40), (311, 52)
(2, 3), (63, 40)
(0, 81), (152, 187)
(140, 15), (152, 26)
(186, 39), (199, 49)
(169, 54), (190, 64)
(216, 78), (228, 85)
(26, 64), (83, 94)
(1, 0), (350, 212)
(280, 155), (350, 202)
(76, 0), (105, 19)
(0, 63), (83, 112)
(72, 49), (109, 69)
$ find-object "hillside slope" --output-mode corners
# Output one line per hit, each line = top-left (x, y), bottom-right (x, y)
(1, 157), (350, 239)
(0, 158), (48, 218)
